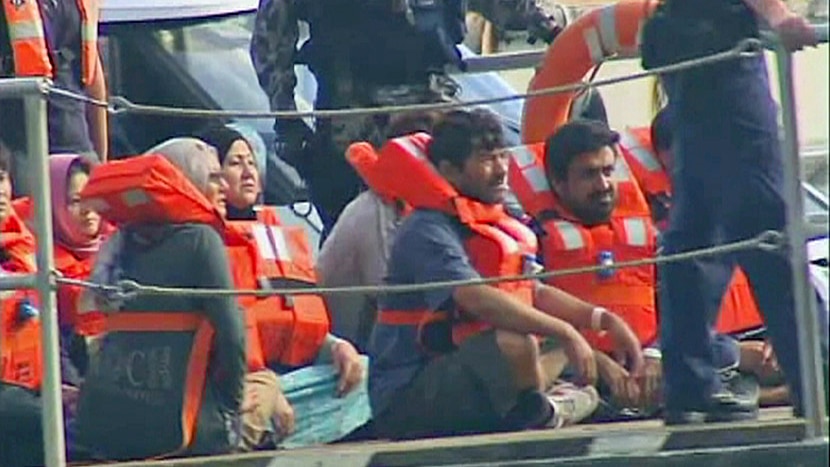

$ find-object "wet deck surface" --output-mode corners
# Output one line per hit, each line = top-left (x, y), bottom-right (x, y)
(97, 407), (829, 467)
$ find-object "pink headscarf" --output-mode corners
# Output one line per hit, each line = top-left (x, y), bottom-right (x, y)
(50, 154), (102, 258)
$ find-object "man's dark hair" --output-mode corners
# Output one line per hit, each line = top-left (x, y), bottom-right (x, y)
(386, 111), (439, 139)
(545, 119), (620, 181)
(650, 108), (672, 153)
(427, 109), (504, 168)
(0, 141), (12, 174)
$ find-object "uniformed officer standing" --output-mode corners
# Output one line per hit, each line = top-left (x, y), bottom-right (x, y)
(640, 0), (819, 424)
(250, 0), (562, 235)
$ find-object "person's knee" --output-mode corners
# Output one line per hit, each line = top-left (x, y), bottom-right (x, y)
(495, 331), (539, 364)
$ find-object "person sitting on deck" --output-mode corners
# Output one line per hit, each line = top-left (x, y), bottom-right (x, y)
(199, 126), (370, 448)
(74, 138), (281, 460)
(367, 109), (644, 440)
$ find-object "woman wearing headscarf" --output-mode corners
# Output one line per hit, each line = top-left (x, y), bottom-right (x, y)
(1, 154), (108, 466)
(199, 125), (267, 221)
(199, 125), (370, 447)
(75, 138), (273, 460)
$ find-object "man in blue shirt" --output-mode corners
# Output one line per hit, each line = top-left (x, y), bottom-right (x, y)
(369, 109), (644, 440)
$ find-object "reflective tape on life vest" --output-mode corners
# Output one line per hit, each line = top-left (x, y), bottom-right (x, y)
(395, 135), (429, 161)
(78, 0), (100, 85)
(252, 224), (291, 262)
(519, 164), (550, 194)
(507, 143), (558, 219)
(553, 220), (586, 251)
(622, 218), (648, 247)
(612, 155), (634, 181)
(620, 129), (662, 172)
(81, 154), (222, 228)
(3, 0), (52, 78)
(2, 0), (98, 83)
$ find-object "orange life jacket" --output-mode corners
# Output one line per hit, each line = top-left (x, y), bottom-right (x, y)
(0, 206), (39, 390)
(2, 0), (99, 86)
(716, 269), (765, 335)
(0, 209), (37, 274)
(54, 244), (94, 327)
(223, 207), (330, 369)
(77, 154), (223, 457)
(508, 143), (658, 352)
(350, 134), (538, 352)
(618, 127), (672, 227)
(80, 154), (223, 230)
(1, 290), (42, 390)
(615, 129), (765, 335)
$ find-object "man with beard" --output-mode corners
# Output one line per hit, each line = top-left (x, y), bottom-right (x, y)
(368, 110), (644, 439)
(510, 120), (751, 417)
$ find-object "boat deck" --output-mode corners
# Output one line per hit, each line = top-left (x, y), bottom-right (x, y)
(96, 408), (829, 467)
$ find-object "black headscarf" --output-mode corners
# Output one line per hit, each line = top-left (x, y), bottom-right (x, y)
(198, 125), (247, 166)
(198, 125), (259, 220)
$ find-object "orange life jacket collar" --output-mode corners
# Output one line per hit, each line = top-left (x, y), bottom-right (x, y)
(80, 154), (224, 232)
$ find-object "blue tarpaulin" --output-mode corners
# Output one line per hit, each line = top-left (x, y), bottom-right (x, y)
(277, 357), (372, 449)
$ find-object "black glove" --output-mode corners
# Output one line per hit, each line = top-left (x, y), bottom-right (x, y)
(274, 119), (313, 173)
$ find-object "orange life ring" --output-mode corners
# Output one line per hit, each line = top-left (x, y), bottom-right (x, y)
(521, 0), (658, 144)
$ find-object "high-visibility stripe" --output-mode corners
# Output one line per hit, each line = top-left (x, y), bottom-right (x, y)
(8, 21), (46, 41)
(252, 224), (277, 260)
(521, 165), (550, 194)
(81, 21), (98, 42)
(613, 156), (633, 182)
(267, 226), (291, 261)
(620, 130), (661, 172)
(121, 188), (150, 208)
(511, 145), (536, 167)
(622, 218), (648, 247)
(583, 27), (604, 65)
(395, 136), (427, 160)
(553, 221), (585, 250)
(598, 6), (619, 55)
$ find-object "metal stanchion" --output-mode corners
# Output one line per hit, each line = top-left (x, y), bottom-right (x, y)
(24, 79), (66, 466)
(773, 30), (828, 439)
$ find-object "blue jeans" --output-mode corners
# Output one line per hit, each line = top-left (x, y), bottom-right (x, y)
(659, 55), (803, 413)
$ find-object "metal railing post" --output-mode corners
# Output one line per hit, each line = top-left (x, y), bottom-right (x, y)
(773, 35), (828, 439)
(24, 81), (67, 467)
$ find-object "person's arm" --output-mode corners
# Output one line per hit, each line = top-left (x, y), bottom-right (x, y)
(533, 284), (645, 374)
(742, 0), (794, 26)
(314, 333), (364, 396)
(454, 284), (579, 338)
(251, 0), (299, 114)
(742, 0), (818, 49)
(85, 53), (108, 161)
(194, 227), (247, 412)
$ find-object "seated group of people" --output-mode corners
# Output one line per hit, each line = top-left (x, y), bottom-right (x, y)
(321, 108), (805, 438)
(0, 127), (367, 465)
(0, 107), (811, 464)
